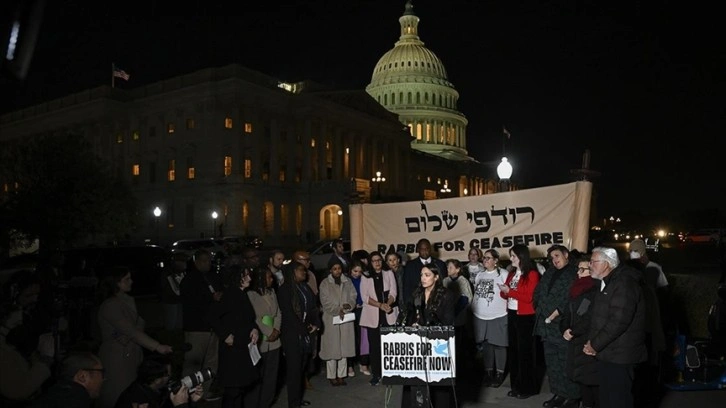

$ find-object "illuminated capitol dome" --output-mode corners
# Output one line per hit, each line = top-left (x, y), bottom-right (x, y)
(366, 1), (470, 161)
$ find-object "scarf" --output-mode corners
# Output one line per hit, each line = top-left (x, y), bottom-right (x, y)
(569, 276), (596, 299)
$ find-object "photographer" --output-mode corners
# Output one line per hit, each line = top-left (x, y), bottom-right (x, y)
(0, 270), (55, 405)
(115, 356), (203, 408)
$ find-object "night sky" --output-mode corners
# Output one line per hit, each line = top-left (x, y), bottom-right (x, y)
(2, 0), (723, 222)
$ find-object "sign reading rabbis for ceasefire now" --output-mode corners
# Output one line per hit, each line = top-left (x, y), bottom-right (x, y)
(380, 326), (456, 385)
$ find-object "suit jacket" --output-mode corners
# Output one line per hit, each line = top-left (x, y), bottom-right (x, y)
(359, 270), (399, 328)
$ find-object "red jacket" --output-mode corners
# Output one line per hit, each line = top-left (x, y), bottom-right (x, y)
(500, 269), (540, 315)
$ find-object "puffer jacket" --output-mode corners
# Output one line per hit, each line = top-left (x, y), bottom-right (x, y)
(588, 264), (647, 365)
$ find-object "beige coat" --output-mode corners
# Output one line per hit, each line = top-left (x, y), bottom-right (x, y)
(318, 274), (357, 361)
(247, 290), (282, 353)
(98, 293), (160, 408)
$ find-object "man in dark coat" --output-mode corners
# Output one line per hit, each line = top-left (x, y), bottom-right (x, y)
(585, 247), (647, 408)
(179, 249), (223, 400)
(534, 245), (580, 408)
(401, 239), (446, 305)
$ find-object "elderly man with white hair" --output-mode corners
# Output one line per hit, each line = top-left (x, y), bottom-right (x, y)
(583, 247), (647, 408)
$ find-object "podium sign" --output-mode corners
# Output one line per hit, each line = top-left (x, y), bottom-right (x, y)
(380, 326), (455, 385)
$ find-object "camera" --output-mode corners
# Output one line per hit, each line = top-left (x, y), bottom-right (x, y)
(167, 368), (215, 394)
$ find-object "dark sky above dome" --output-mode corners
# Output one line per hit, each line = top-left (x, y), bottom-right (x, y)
(1, 0), (723, 221)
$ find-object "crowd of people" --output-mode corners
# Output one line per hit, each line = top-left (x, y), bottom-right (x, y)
(0, 237), (674, 408)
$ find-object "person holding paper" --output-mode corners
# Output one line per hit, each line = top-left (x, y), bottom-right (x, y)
(207, 266), (260, 408)
(247, 267), (282, 408)
(319, 259), (358, 386)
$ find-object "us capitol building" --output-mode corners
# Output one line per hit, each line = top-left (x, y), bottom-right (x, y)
(0, 1), (504, 248)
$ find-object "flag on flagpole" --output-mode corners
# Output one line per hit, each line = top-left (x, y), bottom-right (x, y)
(503, 126), (511, 139)
(112, 64), (130, 81)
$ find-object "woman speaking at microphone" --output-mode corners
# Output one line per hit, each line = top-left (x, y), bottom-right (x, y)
(397, 264), (456, 408)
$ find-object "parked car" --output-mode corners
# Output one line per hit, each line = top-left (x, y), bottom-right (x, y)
(306, 238), (351, 272)
(170, 238), (227, 258)
(222, 235), (263, 249)
(0, 245), (170, 298)
(684, 229), (723, 244)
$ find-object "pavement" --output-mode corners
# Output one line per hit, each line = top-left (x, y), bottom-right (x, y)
(198, 365), (556, 408)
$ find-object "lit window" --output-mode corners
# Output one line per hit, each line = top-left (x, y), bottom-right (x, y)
(186, 119), (195, 129)
(167, 123), (175, 134)
(242, 201), (249, 232)
(325, 141), (330, 150)
(132, 164), (140, 176)
(295, 204), (303, 235)
(311, 138), (316, 148)
(132, 130), (140, 141)
(168, 160), (176, 181)
(116, 133), (124, 144)
(263, 201), (274, 235)
(224, 156), (232, 176)
(279, 166), (286, 182)
(187, 167), (195, 179)
(345, 147), (350, 154)
(224, 118), (233, 129)
(244, 122), (253, 133)
(280, 204), (289, 233)
(244, 159), (251, 178)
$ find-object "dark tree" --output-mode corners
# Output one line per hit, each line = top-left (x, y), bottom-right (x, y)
(0, 133), (138, 256)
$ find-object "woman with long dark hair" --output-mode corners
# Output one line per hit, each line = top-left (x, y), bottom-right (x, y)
(359, 251), (398, 386)
(278, 262), (320, 408)
(499, 244), (541, 400)
(207, 265), (259, 408)
(97, 267), (172, 408)
(398, 263), (456, 408)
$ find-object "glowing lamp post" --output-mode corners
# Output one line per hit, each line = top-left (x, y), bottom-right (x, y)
(211, 211), (218, 237)
(371, 171), (386, 200)
(153, 206), (162, 243)
(497, 157), (513, 192)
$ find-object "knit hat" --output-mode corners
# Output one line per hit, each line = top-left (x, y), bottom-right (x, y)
(629, 239), (646, 257)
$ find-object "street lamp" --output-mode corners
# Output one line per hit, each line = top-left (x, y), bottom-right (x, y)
(153, 206), (162, 243)
(371, 171), (386, 200)
(440, 182), (451, 197)
(497, 157), (513, 192)
(211, 211), (218, 237)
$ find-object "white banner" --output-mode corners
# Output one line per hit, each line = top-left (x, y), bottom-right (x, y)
(350, 181), (592, 260)
(381, 327), (455, 383)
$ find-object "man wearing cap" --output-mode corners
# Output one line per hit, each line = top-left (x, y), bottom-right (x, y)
(628, 239), (668, 292)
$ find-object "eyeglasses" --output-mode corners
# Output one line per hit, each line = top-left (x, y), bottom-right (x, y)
(483, 256), (495, 260)
(577, 267), (591, 272)
(589, 260), (605, 265)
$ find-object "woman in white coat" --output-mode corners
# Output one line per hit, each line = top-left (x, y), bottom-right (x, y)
(318, 259), (358, 386)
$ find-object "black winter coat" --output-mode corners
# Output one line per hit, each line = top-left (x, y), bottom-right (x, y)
(207, 287), (259, 388)
(560, 278), (599, 385)
(588, 264), (647, 365)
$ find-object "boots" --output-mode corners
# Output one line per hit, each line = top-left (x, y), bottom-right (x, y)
(490, 371), (505, 388)
(482, 370), (494, 387)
